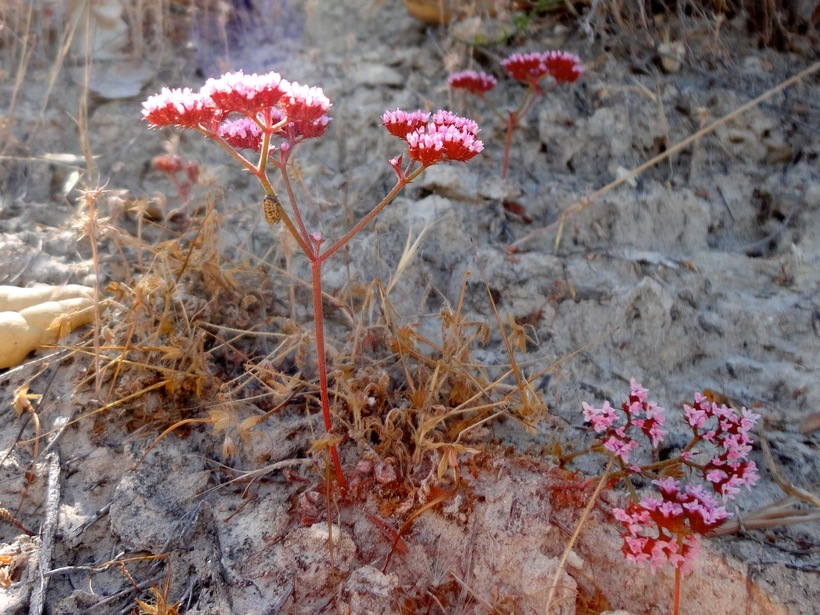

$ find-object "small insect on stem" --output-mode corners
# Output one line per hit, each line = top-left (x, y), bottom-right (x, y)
(263, 193), (282, 225)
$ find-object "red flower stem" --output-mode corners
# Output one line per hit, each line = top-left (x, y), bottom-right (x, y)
(519, 81), (553, 118)
(252, 169), (313, 257)
(257, 131), (272, 177)
(202, 128), (260, 175)
(673, 565), (682, 615)
(497, 81), (556, 178)
(280, 163), (312, 247)
(272, 204), (312, 257)
(501, 110), (516, 179)
(302, 162), (429, 492)
(198, 126), (310, 250)
(206, 141), (426, 493)
(318, 165), (425, 264)
(311, 257), (346, 491)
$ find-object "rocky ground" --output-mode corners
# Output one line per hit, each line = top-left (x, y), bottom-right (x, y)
(0, 1), (818, 613)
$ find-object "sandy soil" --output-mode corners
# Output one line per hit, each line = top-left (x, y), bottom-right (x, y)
(0, 1), (818, 613)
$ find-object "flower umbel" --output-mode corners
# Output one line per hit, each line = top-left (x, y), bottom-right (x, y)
(385, 109), (483, 167)
(219, 117), (264, 151)
(580, 382), (760, 577)
(542, 50), (584, 83)
(280, 82), (332, 122)
(682, 393), (760, 498)
(612, 478), (728, 573)
(142, 88), (218, 130)
(381, 109), (431, 139)
(581, 379), (668, 464)
(502, 52), (550, 85)
(449, 49), (583, 177)
(448, 70), (497, 95)
(405, 123), (483, 166)
(200, 70), (288, 117)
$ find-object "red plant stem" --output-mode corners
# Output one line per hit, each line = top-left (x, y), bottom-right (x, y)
(243, 151), (425, 492)
(196, 124), (430, 493)
(501, 110), (516, 179)
(673, 565), (681, 615)
(319, 164), (424, 264)
(280, 158), (312, 246)
(487, 81), (556, 178)
(311, 257), (346, 491)
(303, 163), (427, 491)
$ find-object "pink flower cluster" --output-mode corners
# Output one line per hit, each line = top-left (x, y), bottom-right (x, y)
(543, 50), (585, 83)
(447, 49), (582, 179)
(585, 384), (761, 574)
(582, 379), (668, 463)
(501, 50), (583, 86)
(382, 109), (484, 168)
(448, 70), (497, 95)
(142, 70), (332, 152)
(448, 51), (583, 97)
(683, 393), (760, 498)
(613, 478), (727, 573)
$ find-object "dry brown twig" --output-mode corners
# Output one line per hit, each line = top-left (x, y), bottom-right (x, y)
(544, 457), (614, 614)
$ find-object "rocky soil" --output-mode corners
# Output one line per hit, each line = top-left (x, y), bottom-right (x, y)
(0, 1), (817, 613)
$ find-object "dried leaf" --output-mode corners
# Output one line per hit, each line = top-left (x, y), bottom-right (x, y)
(12, 385), (41, 416)
(799, 413), (820, 434)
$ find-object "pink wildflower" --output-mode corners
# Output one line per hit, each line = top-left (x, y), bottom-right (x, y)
(201, 70), (288, 117)
(647, 417), (667, 447)
(613, 477), (726, 574)
(382, 109), (430, 139)
(603, 433), (640, 463)
(142, 87), (217, 129)
(614, 501), (701, 574)
(502, 52), (549, 85)
(280, 82), (331, 123)
(388, 155), (405, 181)
(405, 121), (484, 166)
(717, 461), (759, 498)
(543, 50), (584, 83)
(682, 393), (760, 499)
(653, 477), (679, 495)
(581, 380), (667, 461)
(629, 378), (648, 404)
(430, 110), (480, 135)
(219, 117), (263, 151)
(683, 398), (708, 428)
(385, 109), (483, 167)
(278, 115), (331, 142)
(582, 400), (617, 433)
(294, 115), (331, 140)
(448, 70), (497, 95)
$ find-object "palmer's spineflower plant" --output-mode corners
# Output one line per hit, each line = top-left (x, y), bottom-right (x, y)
(142, 70), (483, 491)
(573, 380), (760, 613)
(448, 49), (583, 177)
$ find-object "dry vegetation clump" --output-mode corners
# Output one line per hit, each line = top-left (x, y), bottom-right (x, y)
(29, 151), (552, 513)
(514, 0), (816, 50)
